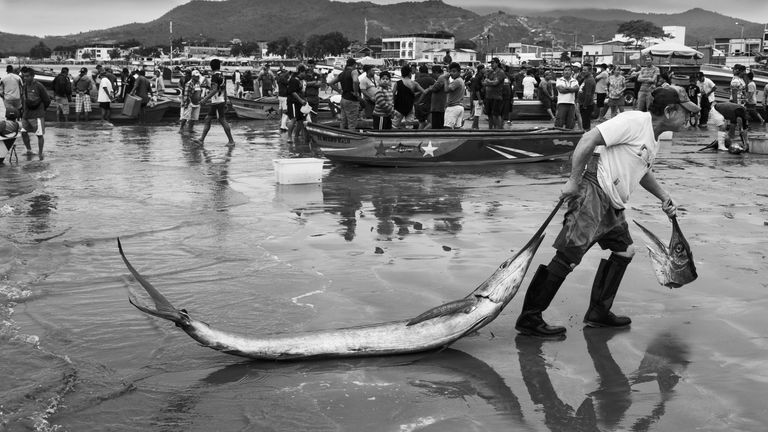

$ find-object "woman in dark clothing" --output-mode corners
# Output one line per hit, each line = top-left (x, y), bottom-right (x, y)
(392, 65), (424, 128)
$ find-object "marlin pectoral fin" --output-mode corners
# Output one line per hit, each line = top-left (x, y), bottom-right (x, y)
(118, 238), (185, 324)
(406, 298), (478, 327)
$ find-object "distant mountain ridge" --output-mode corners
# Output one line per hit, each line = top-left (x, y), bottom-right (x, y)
(0, 1), (763, 55)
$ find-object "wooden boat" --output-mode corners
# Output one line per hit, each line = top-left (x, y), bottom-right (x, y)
(306, 122), (581, 167)
(230, 95), (338, 121)
(510, 99), (552, 120)
(45, 99), (172, 124)
(229, 96), (279, 119)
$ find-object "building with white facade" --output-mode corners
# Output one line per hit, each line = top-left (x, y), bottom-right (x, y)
(183, 45), (232, 58)
(581, 41), (634, 65)
(422, 48), (477, 66)
(76, 46), (114, 61)
(381, 33), (454, 60)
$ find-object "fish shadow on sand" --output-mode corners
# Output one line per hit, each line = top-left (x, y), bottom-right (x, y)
(144, 349), (532, 430)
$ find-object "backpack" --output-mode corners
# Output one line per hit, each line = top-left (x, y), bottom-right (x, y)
(211, 72), (226, 96)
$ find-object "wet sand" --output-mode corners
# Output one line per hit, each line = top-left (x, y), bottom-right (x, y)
(0, 117), (767, 431)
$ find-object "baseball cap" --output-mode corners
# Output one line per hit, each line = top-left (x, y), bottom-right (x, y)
(191, 70), (200, 77)
(80, 67), (88, 74)
(651, 85), (700, 114)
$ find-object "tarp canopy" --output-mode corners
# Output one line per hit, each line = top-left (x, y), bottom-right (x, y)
(357, 56), (384, 66)
(641, 41), (703, 59)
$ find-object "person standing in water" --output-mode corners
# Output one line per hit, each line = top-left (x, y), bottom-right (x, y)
(196, 59), (234, 146)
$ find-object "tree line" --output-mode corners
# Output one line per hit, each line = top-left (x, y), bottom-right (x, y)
(20, 20), (670, 61)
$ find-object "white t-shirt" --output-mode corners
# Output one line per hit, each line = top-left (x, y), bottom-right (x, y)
(359, 74), (376, 101)
(556, 77), (579, 104)
(97, 77), (113, 103)
(696, 77), (716, 103)
(522, 76), (536, 99)
(594, 111), (659, 210)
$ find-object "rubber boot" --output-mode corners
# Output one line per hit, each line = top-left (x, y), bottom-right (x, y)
(516, 264), (567, 338)
(584, 254), (632, 328)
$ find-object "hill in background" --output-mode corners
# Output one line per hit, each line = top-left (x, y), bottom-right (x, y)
(0, 1), (763, 55)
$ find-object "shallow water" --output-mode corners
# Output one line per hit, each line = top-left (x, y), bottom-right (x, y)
(1, 119), (767, 431)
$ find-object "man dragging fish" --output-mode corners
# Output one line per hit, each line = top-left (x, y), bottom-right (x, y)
(516, 85), (700, 338)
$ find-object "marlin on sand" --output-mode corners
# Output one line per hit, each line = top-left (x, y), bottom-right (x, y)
(119, 202), (563, 361)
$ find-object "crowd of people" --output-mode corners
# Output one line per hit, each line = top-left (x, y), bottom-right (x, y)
(2, 56), (768, 162)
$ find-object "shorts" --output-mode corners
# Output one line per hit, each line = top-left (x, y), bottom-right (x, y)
(392, 108), (414, 128)
(21, 117), (45, 137)
(415, 102), (430, 122)
(596, 93), (607, 107)
(472, 100), (483, 117)
(553, 167), (632, 265)
(372, 114), (392, 130)
(182, 104), (201, 121)
(75, 93), (91, 113)
(607, 97), (623, 107)
(287, 102), (305, 121)
(206, 103), (227, 120)
(278, 96), (288, 111)
(539, 96), (553, 111)
(484, 98), (504, 116)
(99, 102), (111, 110)
(55, 96), (70, 114)
(444, 105), (464, 128)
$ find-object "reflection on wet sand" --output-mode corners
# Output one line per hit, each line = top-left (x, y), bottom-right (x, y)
(320, 162), (567, 242)
(27, 193), (57, 235)
(516, 329), (690, 432)
(322, 167), (465, 241)
(145, 349), (530, 431)
(627, 331), (691, 431)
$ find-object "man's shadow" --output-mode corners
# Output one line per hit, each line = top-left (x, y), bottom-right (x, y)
(516, 329), (690, 432)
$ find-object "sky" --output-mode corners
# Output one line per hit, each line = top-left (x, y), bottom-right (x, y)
(1, 0), (767, 37)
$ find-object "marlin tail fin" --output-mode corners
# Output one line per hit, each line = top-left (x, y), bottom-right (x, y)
(118, 238), (186, 324)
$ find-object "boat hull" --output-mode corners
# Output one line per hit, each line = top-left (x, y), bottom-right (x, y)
(307, 123), (580, 167)
(229, 96), (279, 120)
(45, 100), (171, 124)
(510, 99), (552, 120)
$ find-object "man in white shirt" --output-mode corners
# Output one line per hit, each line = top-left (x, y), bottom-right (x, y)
(522, 69), (537, 100)
(358, 65), (377, 120)
(554, 65), (579, 129)
(97, 72), (115, 121)
(0, 65), (24, 113)
(516, 85), (700, 338)
(695, 72), (716, 128)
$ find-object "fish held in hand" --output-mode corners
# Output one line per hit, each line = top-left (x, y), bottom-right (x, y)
(633, 217), (697, 288)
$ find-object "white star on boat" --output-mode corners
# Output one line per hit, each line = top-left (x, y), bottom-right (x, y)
(422, 141), (438, 157)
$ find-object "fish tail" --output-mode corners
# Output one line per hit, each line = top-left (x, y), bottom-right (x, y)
(118, 238), (186, 324)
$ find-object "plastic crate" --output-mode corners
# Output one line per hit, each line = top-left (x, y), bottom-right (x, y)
(273, 158), (324, 184)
